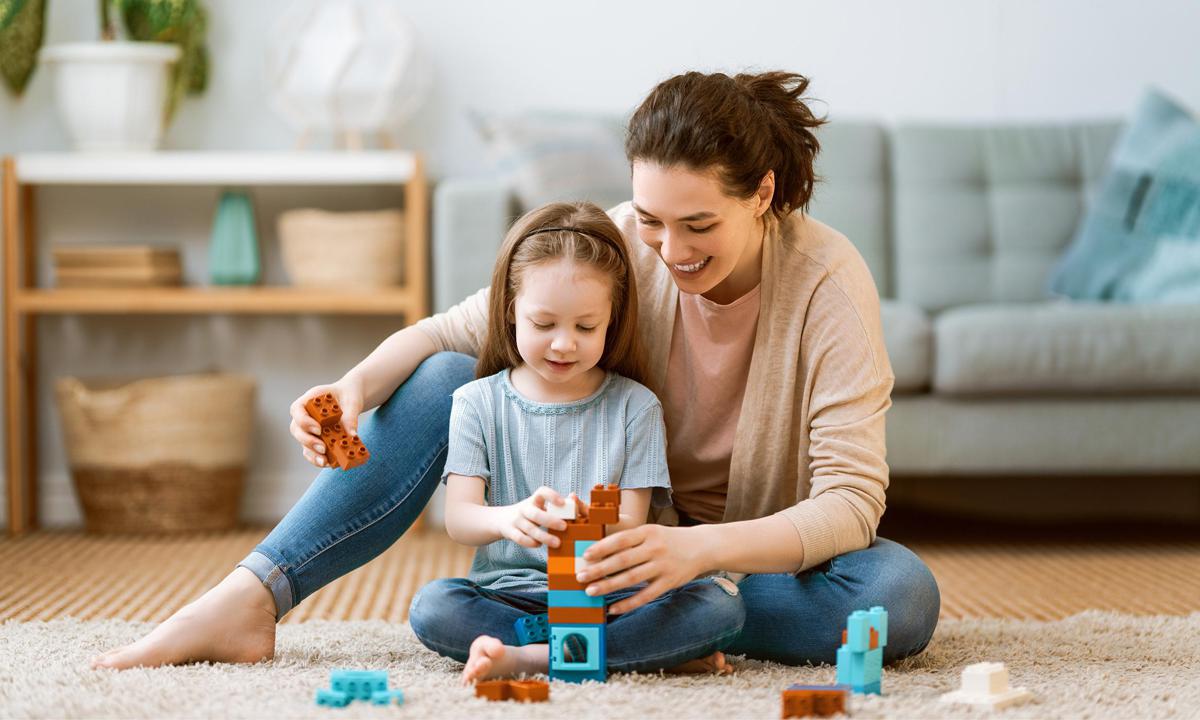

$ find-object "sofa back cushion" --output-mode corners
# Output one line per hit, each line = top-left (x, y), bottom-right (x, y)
(808, 122), (892, 297)
(892, 122), (1122, 311)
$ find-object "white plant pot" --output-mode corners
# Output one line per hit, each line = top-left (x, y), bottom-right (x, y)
(40, 42), (181, 152)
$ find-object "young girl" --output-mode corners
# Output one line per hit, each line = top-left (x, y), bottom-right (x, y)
(407, 202), (742, 683)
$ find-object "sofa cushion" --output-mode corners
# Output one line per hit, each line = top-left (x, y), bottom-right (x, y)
(1049, 89), (1200, 301)
(933, 302), (1200, 394)
(879, 300), (931, 393)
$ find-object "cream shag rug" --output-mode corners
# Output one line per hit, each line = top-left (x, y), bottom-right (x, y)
(1, 612), (1196, 719)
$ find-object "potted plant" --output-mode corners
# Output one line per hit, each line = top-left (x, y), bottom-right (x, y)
(1, 0), (208, 151)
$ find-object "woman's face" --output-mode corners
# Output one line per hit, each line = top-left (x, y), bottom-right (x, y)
(631, 161), (772, 304)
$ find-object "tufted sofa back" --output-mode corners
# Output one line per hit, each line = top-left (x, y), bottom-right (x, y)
(888, 123), (1122, 311)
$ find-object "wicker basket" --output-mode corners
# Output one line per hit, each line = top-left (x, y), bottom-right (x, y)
(54, 373), (257, 534)
(278, 208), (405, 287)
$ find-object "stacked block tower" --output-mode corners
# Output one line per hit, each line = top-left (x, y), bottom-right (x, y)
(545, 483), (620, 683)
(836, 606), (888, 695)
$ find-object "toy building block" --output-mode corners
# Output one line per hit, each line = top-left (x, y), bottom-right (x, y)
(781, 684), (849, 718)
(588, 502), (618, 524)
(508, 680), (550, 702)
(475, 680), (510, 701)
(305, 394), (371, 470)
(548, 606), (606, 624)
(474, 679), (550, 702)
(330, 669), (388, 700)
(370, 689), (405, 706)
(548, 522), (604, 557)
(315, 688), (351, 708)
(550, 624), (606, 683)
(836, 606), (887, 695)
(940, 662), (1033, 710)
(547, 498), (577, 521)
(589, 483), (620, 506)
(514, 613), (550, 645)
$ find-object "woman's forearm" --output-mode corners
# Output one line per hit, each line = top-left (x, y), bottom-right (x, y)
(338, 325), (438, 410)
(693, 512), (805, 575)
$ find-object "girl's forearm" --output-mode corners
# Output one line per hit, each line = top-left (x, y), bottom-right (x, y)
(443, 500), (508, 546)
(693, 513), (805, 575)
(338, 325), (439, 410)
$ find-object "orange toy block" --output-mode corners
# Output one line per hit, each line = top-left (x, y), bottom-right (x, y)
(590, 483), (620, 506)
(547, 556), (577, 575)
(508, 680), (550, 702)
(548, 522), (605, 557)
(781, 686), (848, 718)
(588, 502), (619, 524)
(475, 679), (549, 703)
(548, 573), (585, 591)
(305, 393), (343, 429)
(548, 606), (606, 624)
(319, 422), (371, 470)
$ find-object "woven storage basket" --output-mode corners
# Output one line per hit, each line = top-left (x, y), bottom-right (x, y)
(54, 373), (257, 534)
(278, 208), (405, 287)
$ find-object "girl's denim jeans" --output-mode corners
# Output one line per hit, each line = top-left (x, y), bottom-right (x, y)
(240, 352), (941, 668)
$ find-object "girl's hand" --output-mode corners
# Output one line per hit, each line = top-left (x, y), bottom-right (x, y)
(500, 487), (577, 549)
(576, 524), (708, 615)
(288, 379), (365, 469)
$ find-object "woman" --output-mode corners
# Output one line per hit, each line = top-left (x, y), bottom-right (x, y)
(92, 70), (939, 672)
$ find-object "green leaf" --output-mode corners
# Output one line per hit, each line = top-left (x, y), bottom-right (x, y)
(0, 0), (43, 97)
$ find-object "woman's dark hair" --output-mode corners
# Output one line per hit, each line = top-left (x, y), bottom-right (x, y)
(625, 71), (827, 218)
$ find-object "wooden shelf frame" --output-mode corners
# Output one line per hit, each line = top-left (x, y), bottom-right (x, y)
(2, 152), (430, 536)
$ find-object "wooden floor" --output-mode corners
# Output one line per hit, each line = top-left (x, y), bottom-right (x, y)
(1, 528), (1198, 624)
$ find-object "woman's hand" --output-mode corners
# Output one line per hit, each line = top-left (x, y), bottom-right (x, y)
(498, 487), (578, 549)
(288, 378), (365, 469)
(576, 524), (709, 615)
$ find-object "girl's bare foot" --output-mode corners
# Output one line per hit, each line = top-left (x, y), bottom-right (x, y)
(460, 635), (548, 686)
(665, 650), (735, 675)
(90, 566), (277, 670)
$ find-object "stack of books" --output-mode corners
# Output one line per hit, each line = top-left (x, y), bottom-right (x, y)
(52, 246), (182, 288)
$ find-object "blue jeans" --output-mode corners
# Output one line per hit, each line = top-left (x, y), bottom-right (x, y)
(239, 352), (941, 666)
(408, 577), (745, 672)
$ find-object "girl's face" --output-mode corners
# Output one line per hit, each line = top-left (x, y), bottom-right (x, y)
(631, 161), (772, 304)
(512, 258), (613, 395)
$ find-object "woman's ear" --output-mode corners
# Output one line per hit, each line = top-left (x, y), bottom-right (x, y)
(755, 170), (776, 218)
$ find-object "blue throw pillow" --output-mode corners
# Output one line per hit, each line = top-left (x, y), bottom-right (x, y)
(1048, 88), (1200, 301)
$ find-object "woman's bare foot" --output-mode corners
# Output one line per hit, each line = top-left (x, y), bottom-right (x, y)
(665, 650), (735, 675)
(460, 635), (548, 686)
(90, 566), (277, 670)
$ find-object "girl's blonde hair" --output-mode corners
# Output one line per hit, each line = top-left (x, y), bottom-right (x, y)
(476, 202), (649, 387)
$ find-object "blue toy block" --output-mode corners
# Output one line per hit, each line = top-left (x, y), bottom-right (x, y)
(846, 610), (871, 652)
(315, 688), (351, 707)
(514, 613), (550, 645)
(550, 624), (605, 682)
(857, 680), (881, 695)
(868, 606), (888, 646)
(837, 646), (882, 692)
(547, 589), (605, 608)
(575, 540), (596, 557)
(370, 689), (405, 706)
(330, 669), (388, 700)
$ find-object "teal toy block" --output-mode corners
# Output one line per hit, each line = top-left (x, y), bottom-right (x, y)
(837, 646), (882, 694)
(514, 613), (550, 645)
(868, 606), (888, 646)
(330, 669), (388, 701)
(846, 610), (871, 652)
(315, 688), (351, 707)
(575, 540), (596, 557)
(370, 689), (405, 706)
(550, 624), (606, 683)
(547, 589), (604, 608)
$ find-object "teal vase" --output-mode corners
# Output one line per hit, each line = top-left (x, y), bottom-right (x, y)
(209, 190), (260, 285)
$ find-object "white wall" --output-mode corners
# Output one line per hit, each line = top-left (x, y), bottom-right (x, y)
(1, 0), (1197, 529)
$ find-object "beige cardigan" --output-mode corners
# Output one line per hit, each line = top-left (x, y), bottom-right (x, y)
(415, 202), (894, 571)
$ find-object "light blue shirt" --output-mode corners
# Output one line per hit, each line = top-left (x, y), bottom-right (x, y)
(443, 369), (671, 590)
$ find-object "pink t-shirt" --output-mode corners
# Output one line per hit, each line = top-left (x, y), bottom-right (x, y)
(662, 284), (762, 524)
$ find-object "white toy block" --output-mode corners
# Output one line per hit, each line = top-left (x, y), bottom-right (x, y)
(941, 662), (1033, 710)
(546, 499), (577, 521)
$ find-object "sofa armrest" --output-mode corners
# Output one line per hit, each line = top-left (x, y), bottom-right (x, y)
(432, 177), (515, 312)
